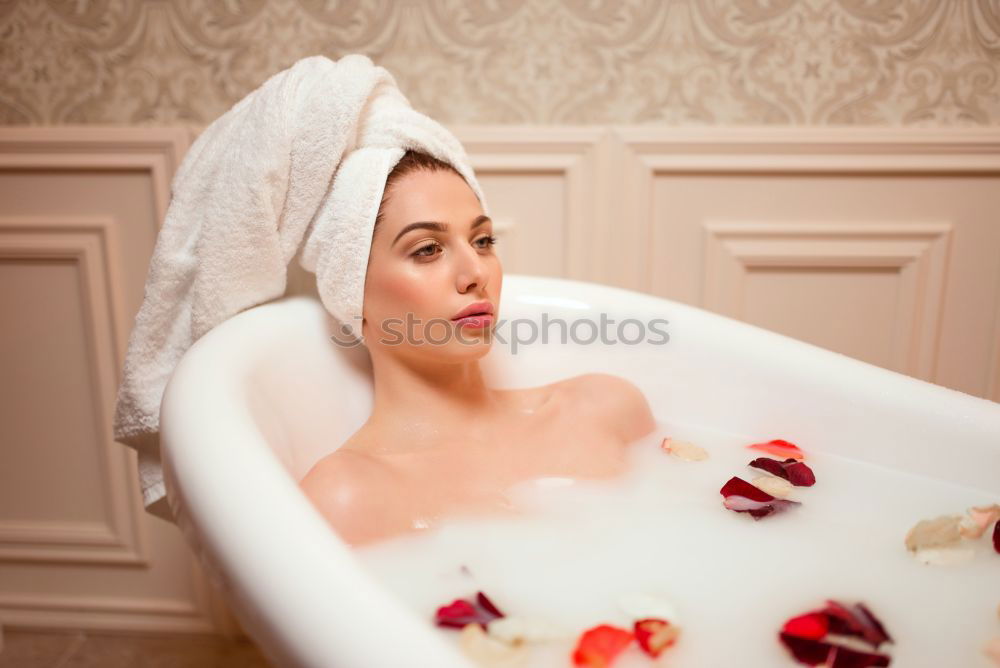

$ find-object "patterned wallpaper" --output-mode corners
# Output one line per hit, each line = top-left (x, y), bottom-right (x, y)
(1, 0), (999, 127)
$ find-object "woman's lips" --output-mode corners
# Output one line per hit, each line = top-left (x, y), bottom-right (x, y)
(451, 300), (494, 320)
(452, 313), (494, 329)
(451, 300), (494, 328)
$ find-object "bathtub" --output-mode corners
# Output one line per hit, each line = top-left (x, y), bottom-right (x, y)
(158, 274), (1000, 668)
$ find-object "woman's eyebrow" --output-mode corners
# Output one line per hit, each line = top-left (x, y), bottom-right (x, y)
(391, 215), (492, 247)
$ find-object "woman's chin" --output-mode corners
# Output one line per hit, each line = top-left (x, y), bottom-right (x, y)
(430, 337), (494, 362)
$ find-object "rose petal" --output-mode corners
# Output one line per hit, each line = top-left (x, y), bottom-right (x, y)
(748, 457), (786, 477)
(779, 632), (892, 667)
(633, 618), (679, 658)
(784, 461), (816, 487)
(436, 592), (505, 630)
(779, 632), (835, 665)
(749, 457), (816, 486)
(617, 592), (680, 625)
(779, 601), (893, 667)
(478, 592), (505, 618)
(488, 616), (570, 644)
(855, 602), (894, 646)
(827, 644), (892, 668)
(782, 612), (829, 640)
(723, 495), (801, 519)
(959, 504), (1000, 539)
(823, 600), (891, 648)
(752, 475), (794, 498)
(721, 476), (775, 503)
(721, 476), (801, 519)
(460, 622), (529, 667)
(912, 546), (976, 566)
(748, 438), (805, 460)
(437, 600), (478, 628)
(571, 624), (634, 667)
(904, 515), (964, 552)
(660, 437), (709, 461)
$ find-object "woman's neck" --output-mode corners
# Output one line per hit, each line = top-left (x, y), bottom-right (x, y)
(364, 352), (504, 450)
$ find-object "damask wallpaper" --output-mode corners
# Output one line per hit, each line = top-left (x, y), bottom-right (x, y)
(1, 0), (999, 126)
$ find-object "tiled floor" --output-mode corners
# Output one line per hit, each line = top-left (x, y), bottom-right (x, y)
(0, 629), (272, 668)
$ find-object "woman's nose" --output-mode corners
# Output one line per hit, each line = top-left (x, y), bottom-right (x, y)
(454, 242), (489, 293)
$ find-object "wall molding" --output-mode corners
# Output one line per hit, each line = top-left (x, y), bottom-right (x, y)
(0, 128), (233, 635)
(702, 221), (953, 380)
(616, 126), (1000, 173)
(0, 216), (149, 565)
(0, 127), (189, 228)
(0, 592), (214, 634)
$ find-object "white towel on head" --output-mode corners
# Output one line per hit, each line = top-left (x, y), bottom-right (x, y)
(112, 53), (488, 521)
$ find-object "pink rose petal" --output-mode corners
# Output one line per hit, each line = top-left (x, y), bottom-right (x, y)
(959, 504), (1000, 539)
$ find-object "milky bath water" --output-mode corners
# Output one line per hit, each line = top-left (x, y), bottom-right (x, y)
(355, 418), (1000, 667)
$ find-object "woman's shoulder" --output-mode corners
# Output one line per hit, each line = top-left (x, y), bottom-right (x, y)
(298, 447), (396, 543)
(301, 444), (379, 480)
(559, 373), (656, 442)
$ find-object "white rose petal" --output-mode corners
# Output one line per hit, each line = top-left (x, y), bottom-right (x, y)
(617, 592), (680, 624)
(660, 437), (709, 462)
(752, 475), (794, 498)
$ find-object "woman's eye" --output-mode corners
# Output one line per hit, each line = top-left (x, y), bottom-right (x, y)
(412, 242), (441, 258)
(476, 234), (498, 249)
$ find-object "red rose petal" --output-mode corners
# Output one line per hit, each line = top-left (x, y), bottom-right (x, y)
(720, 476), (802, 519)
(476, 591), (504, 618)
(435, 591), (505, 630)
(748, 456), (788, 478)
(779, 632), (836, 665)
(436, 600), (477, 626)
(782, 612), (829, 640)
(993, 519), (1000, 554)
(748, 438), (805, 460)
(572, 624), (634, 667)
(854, 602), (893, 646)
(827, 644), (891, 668)
(823, 600), (890, 648)
(633, 618), (679, 658)
(749, 457), (817, 487)
(780, 601), (893, 666)
(779, 632), (892, 667)
(721, 476), (775, 502)
(784, 460), (817, 486)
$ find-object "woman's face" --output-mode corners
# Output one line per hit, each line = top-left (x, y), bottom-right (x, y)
(362, 167), (502, 363)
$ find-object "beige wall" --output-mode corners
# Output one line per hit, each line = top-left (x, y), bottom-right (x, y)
(1, 0), (999, 640)
(1, 0), (999, 127)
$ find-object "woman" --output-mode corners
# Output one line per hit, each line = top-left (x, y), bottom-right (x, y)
(299, 150), (656, 546)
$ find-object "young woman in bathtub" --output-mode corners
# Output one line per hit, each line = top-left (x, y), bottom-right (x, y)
(299, 150), (656, 547)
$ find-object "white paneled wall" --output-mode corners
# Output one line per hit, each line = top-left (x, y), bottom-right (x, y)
(0, 128), (238, 635)
(1, 126), (998, 635)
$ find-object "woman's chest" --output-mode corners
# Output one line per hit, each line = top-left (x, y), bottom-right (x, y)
(383, 406), (629, 512)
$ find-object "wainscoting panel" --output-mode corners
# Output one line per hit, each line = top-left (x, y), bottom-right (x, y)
(619, 127), (1000, 399)
(0, 128), (239, 635)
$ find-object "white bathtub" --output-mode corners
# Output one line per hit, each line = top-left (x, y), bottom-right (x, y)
(158, 274), (1000, 668)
